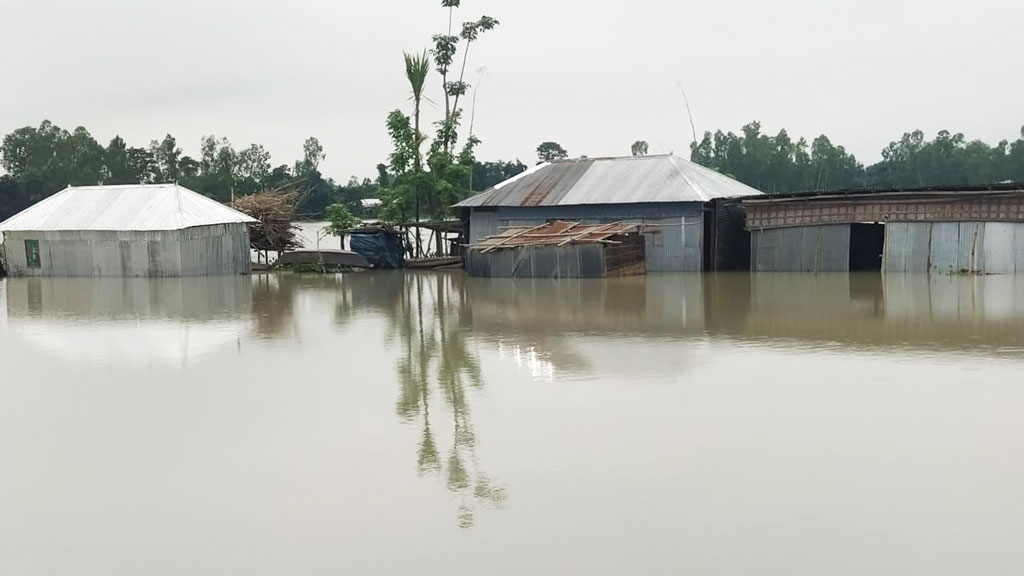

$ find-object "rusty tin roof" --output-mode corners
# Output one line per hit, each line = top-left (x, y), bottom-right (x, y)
(455, 155), (763, 208)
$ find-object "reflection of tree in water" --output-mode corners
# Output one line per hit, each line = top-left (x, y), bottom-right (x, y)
(251, 274), (296, 338)
(339, 271), (506, 528)
(251, 273), (344, 339)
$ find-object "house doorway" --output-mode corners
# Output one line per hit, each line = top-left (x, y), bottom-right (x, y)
(849, 223), (885, 271)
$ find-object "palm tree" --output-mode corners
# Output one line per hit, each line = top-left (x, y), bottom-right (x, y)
(404, 50), (430, 257)
(403, 50), (430, 169)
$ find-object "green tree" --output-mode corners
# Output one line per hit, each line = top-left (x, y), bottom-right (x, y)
(324, 203), (360, 242)
(404, 49), (431, 232)
(536, 141), (568, 163)
(295, 137), (325, 176)
(105, 136), (139, 184)
(404, 50), (431, 167)
(148, 134), (182, 182)
(471, 159), (527, 191)
(631, 140), (649, 156)
(236, 144), (272, 196)
(431, 1), (499, 155)
(63, 127), (106, 185)
(191, 135), (237, 201)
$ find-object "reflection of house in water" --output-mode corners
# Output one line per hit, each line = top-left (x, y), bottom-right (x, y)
(464, 275), (714, 377)
(2, 277), (253, 367)
(461, 273), (1024, 371)
(739, 274), (1024, 351)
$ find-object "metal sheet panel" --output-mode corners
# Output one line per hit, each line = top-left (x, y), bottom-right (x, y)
(884, 222), (931, 273)
(958, 222), (985, 273)
(0, 184), (256, 232)
(928, 222), (959, 274)
(467, 243), (617, 279)
(983, 222), (1016, 274)
(1016, 224), (1024, 273)
(455, 155), (763, 208)
(468, 211), (499, 244)
(751, 225), (849, 272)
(882, 222), (908, 272)
(818, 226), (851, 272)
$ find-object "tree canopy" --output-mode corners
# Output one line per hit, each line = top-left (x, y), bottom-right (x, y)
(536, 141), (568, 163)
(691, 121), (1024, 193)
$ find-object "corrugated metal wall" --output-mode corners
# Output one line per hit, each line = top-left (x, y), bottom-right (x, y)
(883, 222), (1024, 274)
(3, 230), (183, 277)
(2, 224), (250, 277)
(750, 225), (851, 272)
(466, 243), (608, 278)
(179, 223), (251, 276)
(468, 203), (703, 272)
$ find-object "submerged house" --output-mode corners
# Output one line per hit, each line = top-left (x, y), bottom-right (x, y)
(456, 155), (764, 276)
(741, 183), (1024, 274)
(0, 184), (256, 277)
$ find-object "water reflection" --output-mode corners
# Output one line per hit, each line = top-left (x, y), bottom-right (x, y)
(250, 273), (348, 339)
(2, 277), (253, 368)
(338, 272), (507, 529)
(4, 270), (1024, 545)
(463, 273), (1024, 373)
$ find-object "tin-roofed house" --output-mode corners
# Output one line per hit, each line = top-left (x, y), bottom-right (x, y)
(0, 184), (257, 277)
(455, 155), (764, 274)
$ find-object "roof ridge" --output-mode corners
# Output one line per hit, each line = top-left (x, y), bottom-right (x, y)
(666, 155), (709, 202)
(173, 183), (185, 229)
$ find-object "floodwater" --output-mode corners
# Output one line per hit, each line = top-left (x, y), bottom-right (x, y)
(294, 221), (341, 250)
(2, 272), (1024, 575)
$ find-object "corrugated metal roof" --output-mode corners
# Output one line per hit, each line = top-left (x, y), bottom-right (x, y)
(455, 155), (763, 208)
(0, 184), (257, 232)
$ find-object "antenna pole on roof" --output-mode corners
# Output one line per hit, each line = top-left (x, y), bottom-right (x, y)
(675, 81), (698, 154)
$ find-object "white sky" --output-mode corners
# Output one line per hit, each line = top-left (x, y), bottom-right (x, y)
(1, 0), (1021, 179)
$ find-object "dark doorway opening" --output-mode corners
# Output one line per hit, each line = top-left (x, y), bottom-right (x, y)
(704, 200), (752, 271)
(849, 223), (885, 271)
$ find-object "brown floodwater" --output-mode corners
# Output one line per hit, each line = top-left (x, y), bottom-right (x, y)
(2, 272), (1023, 575)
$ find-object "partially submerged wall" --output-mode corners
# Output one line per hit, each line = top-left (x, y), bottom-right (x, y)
(883, 222), (1024, 274)
(468, 203), (702, 272)
(466, 234), (646, 279)
(750, 225), (851, 273)
(2, 223), (250, 277)
(179, 223), (251, 276)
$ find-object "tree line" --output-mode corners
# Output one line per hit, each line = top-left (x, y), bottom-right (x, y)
(0, 119), (529, 222)
(688, 122), (1024, 193)
(0, 121), (350, 221)
(532, 124), (1024, 196)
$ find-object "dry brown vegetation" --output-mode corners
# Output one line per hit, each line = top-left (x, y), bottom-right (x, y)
(230, 188), (302, 253)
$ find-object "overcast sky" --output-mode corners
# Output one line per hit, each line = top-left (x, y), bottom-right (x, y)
(1, 0), (1021, 179)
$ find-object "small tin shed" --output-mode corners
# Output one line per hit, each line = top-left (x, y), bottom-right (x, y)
(466, 221), (645, 278)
